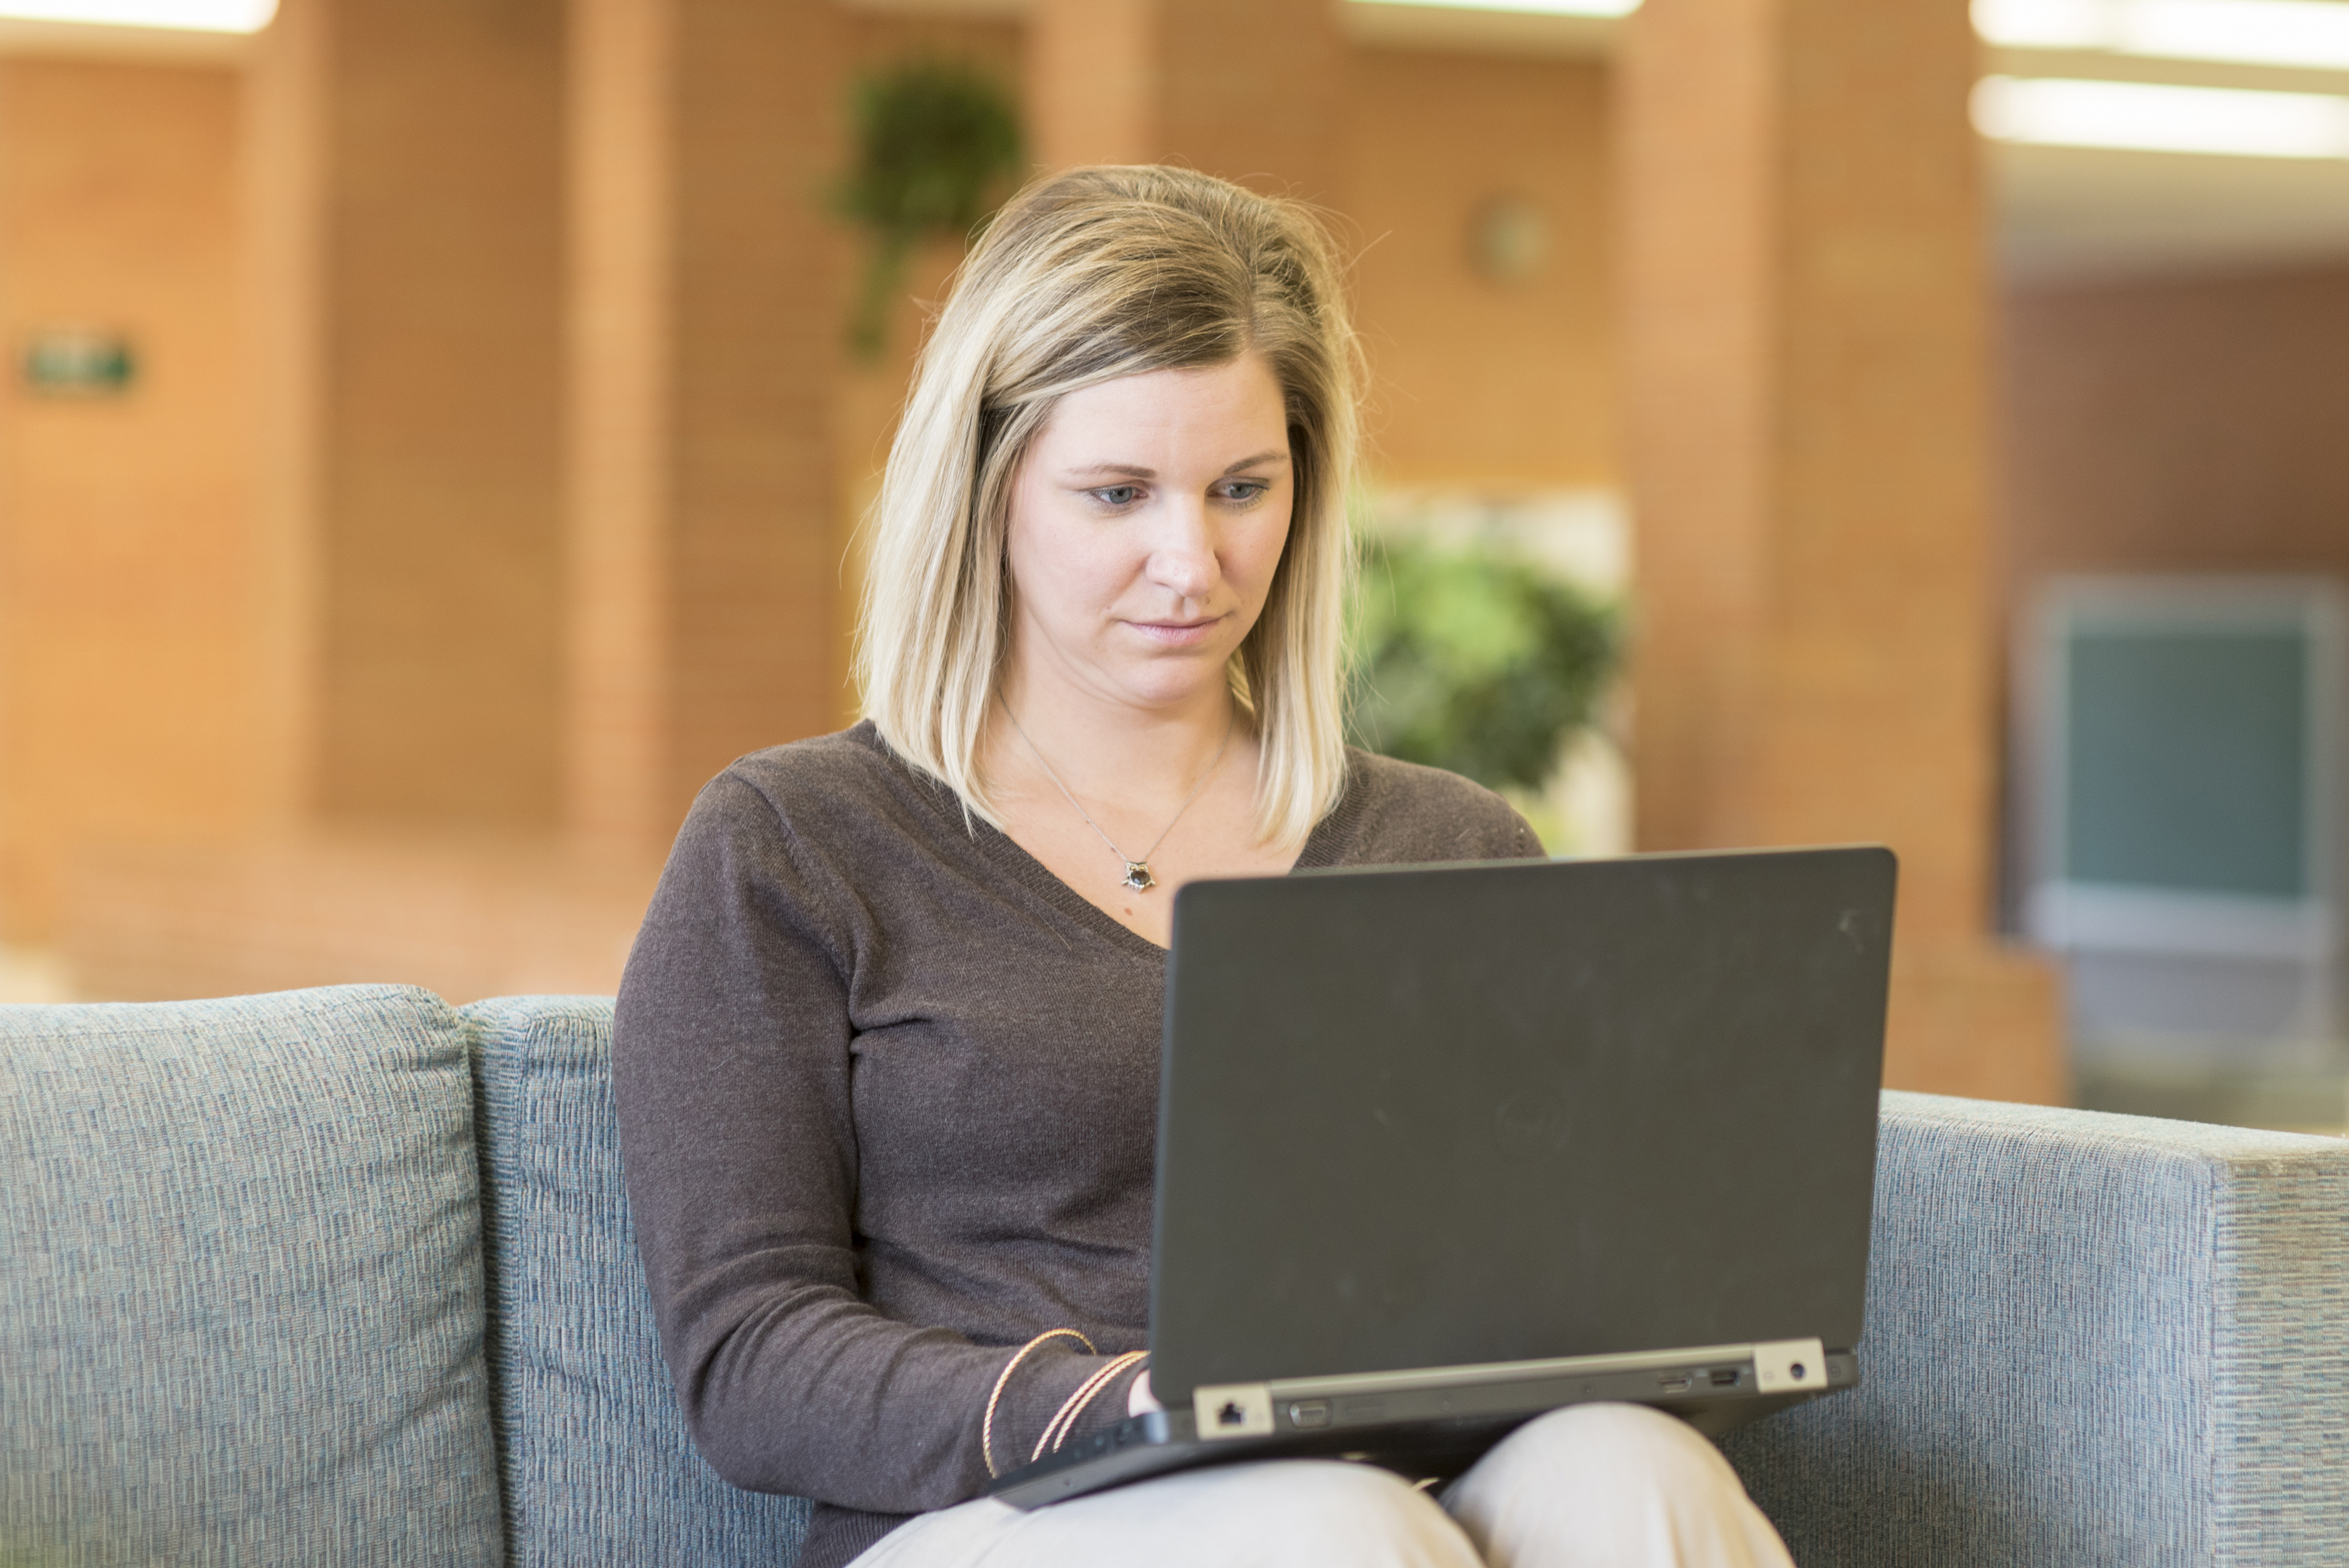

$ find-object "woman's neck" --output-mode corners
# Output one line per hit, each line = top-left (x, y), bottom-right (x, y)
(991, 662), (1240, 818)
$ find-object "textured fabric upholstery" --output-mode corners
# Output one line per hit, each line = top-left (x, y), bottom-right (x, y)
(1725, 1089), (2349, 1567)
(464, 995), (810, 1568)
(36, 978), (2326, 1565)
(0, 985), (502, 1567)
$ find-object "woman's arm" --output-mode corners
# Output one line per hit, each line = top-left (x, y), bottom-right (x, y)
(612, 770), (1135, 1513)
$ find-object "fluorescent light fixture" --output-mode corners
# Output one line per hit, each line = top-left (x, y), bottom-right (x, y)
(1975, 0), (2111, 48)
(1974, 73), (2349, 155)
(2126, 0), (2349, 68)
(0, 0), (276, 30)
(1350, 0), (1642, 18)
(1976, 0), (2349, 71)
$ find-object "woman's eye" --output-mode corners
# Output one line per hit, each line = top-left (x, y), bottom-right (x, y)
(1091, 485), (1142, 507)
(1217, 481), (1269, 504)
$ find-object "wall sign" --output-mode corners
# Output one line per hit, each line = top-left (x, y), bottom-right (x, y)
(22, 327), (136, 397)
(1469, 196), (1551, 285)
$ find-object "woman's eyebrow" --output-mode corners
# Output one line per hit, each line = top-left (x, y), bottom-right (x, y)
(1062, 451), (1290, 481)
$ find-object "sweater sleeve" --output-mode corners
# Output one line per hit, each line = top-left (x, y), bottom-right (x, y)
(611, 771), (1127, 1512)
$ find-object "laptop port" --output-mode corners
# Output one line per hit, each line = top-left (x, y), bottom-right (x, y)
(1710, 1368), (1741, 1388)
(1657, 1374), (1693, 1393)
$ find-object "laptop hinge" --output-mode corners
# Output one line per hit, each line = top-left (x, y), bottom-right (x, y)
(1191, 1337), (1830, 1440)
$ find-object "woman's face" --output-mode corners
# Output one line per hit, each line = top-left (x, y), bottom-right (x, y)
(1003, 353), (1294, 716)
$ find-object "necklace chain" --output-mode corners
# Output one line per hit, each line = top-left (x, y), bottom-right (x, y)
(1003, 701), (1234, 893)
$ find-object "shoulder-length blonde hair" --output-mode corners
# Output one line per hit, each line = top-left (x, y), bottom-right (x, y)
(855, 164), (1361, 850)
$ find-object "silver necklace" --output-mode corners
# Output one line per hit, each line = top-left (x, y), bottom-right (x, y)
(1002, 702), (1234, 892)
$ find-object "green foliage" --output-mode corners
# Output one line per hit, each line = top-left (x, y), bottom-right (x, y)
(1347, 534), (1622, 794)
(835, 57), (1024, 360)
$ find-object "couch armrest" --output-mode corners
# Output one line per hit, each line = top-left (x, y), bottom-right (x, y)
(1724, 1089), (2349, 1567)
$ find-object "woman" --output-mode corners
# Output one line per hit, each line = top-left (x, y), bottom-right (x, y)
(612, 165), (1795, 1568)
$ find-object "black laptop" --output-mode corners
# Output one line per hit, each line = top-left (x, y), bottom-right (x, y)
(986, 845), (1895, 1509)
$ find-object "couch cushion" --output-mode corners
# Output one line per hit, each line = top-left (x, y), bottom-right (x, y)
(0, 985), (501, 1567)
(464, 995), (809, 1567)
(1725, 1089), (2349, 1568)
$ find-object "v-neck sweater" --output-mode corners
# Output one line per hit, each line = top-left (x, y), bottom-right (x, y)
(611, 721), (1543, 1567)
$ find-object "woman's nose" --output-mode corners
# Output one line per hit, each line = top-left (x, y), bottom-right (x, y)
(1146, 503), (1219, 599)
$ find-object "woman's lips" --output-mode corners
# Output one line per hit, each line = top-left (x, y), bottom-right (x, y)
(1128, 614), (1225, 647)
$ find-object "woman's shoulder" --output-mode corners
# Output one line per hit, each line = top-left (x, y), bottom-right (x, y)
(716, 720), (905, 807)
(1308, 748), (1544, 868)
(683, 720), (959, 862)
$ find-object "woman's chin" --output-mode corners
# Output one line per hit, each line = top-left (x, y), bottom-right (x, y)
(1097, 660), (1236, 715)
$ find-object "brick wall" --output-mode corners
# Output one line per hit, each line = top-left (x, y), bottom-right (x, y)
(1343, 46), (1615, 490)
(2002, 264), (2349, 592)
(0, 59), (251, 941)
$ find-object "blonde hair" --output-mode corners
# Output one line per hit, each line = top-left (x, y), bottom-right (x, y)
(855, 165), (1361, 850)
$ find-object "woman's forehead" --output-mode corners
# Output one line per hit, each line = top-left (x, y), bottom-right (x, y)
(1032, 356), (1289, 461)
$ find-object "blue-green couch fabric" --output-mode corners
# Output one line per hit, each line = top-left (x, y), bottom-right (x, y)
(463, 995), (810, 1568)
(0, 985), (503, 1567)
(1725, 1089), (2349, 1566)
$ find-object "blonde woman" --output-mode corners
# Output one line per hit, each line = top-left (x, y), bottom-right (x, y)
(612, 166), (1795, 1568)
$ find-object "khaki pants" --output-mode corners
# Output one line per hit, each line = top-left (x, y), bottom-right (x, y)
(852, 1402), (1797, 1568)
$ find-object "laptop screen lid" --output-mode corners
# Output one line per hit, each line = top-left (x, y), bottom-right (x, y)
(1149, 845), (1895, 1410)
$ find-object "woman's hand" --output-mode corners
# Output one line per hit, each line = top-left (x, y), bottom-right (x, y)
(1128, 1369), (1164, 1417)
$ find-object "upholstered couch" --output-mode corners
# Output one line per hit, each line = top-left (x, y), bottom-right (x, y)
(5, 984), (2345, 1565)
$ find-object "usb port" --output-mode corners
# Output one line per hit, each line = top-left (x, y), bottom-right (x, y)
(1657, 1374), (1693, 1393)
(1710, 1368), (1741, 1388)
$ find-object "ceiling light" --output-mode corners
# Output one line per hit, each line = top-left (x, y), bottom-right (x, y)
(1350, 0), (1643, 19)
(1975, 0), (2111, 48)
(2125, 0), (2349, 69)
(1974, 73), (2349, 156)
(0, 0), (276, 30)
(1976, 0), (2349, 71)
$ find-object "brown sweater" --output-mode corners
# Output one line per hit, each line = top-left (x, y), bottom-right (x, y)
(612, 721), (1541, 1567)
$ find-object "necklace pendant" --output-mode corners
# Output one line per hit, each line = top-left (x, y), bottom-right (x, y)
(1121, 861), (1157, 892)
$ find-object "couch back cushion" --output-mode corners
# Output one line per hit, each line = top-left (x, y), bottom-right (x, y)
(0, 985), (502, 1567)
(464, 995), (809, 1567)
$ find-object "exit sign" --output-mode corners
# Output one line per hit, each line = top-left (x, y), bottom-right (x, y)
(22, 328), (135, 396)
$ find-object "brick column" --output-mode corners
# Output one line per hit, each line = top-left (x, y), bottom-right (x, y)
(312, 0), (567, 830)
(246, 0), (326, 836)
(1026, 0), (1344, 199)
(1618, 0), (2064, 1100)
(241, 0), (570, 839)
(565, 0), (850, 851)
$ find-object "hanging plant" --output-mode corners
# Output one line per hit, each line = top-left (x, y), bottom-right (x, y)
(835, 57), (1025, 361)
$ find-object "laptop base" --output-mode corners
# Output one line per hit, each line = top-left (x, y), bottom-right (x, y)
(988, 1347), (1857, 1510)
